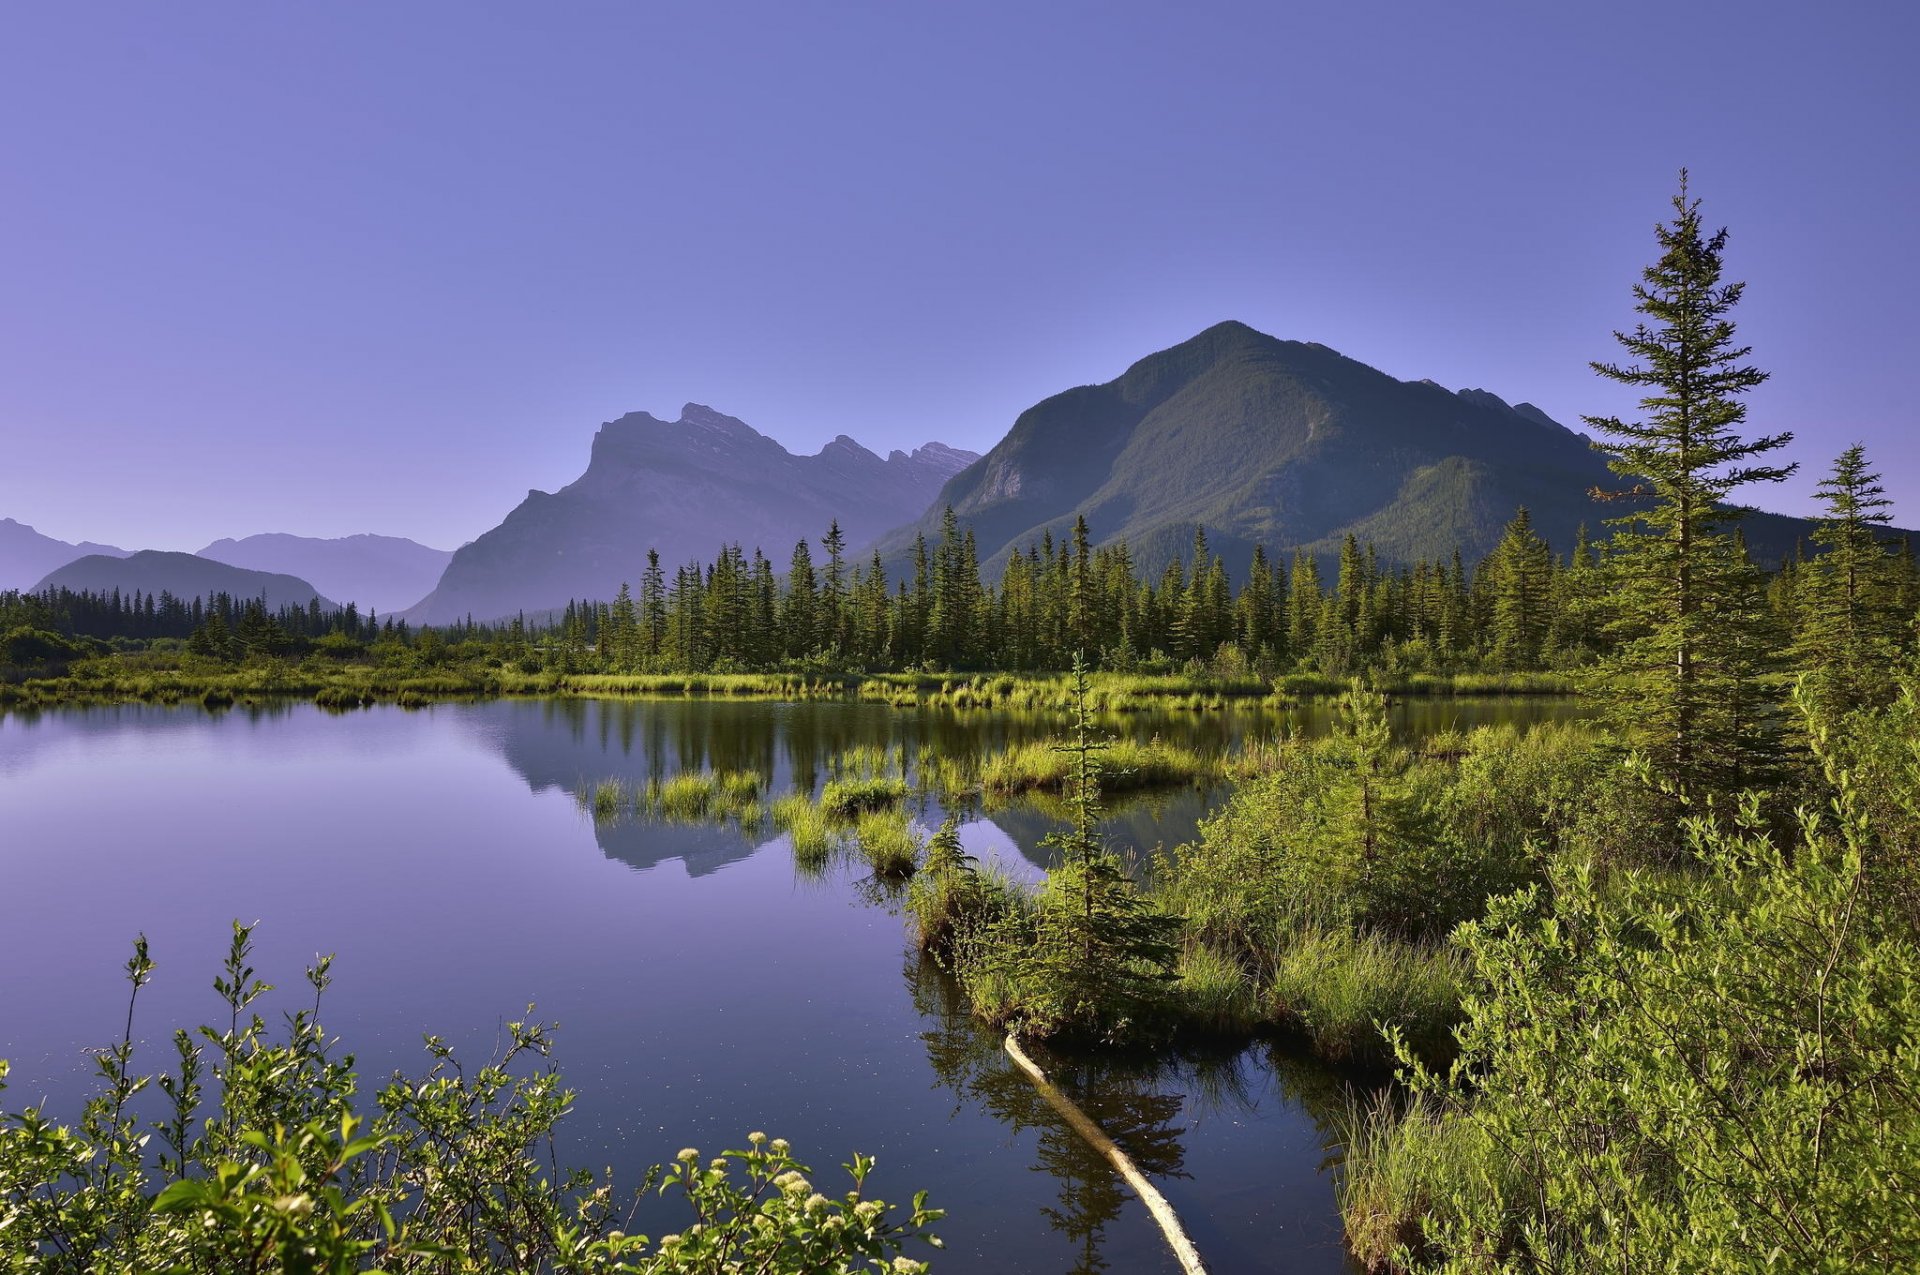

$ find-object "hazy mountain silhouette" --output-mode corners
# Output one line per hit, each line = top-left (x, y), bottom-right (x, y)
(406, 403), (977, 624)
(34, 550), (338, 612)
(877, 320), (1888, 577)
(198, 533), (451, 615)
(1, 518), (129, 592)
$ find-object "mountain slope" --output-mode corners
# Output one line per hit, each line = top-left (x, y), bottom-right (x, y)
(879, 321), (1870, 577)
(1, 518), (129, 591)
(198, 533), (452, 615)
(35, 550), (338, 612)
(407, 404), (976, 624)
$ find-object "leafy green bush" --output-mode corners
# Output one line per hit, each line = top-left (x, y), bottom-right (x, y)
(1359, 757), (1920, 1272)
(0, 924), (944, 1273)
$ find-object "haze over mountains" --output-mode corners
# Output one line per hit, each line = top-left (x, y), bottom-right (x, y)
(36, 551), (339, 613)
(406, 403), (977, 624)
(198, 533), (452, 615)
(1, 519), (128, 592)
(880, 320), (1873, 579)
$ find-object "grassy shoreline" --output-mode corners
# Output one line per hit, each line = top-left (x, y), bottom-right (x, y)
(0, 660), (1578, 711)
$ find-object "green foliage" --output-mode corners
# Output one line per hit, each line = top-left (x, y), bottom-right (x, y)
(0, 924), (943, 1273)
(1164, 691), (1557, 947)
(948, 658), (1182, 1044)
(1584, 173), (1797, 812)
(1360, 736), (1920, 1273)
(854, 810), (921, 878)
(819, 775), (910, 818)
(1264, 928), (1464, 1069)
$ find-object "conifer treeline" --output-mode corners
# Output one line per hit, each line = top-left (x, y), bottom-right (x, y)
(0, 587), (382, 647)
(542, 466), (1915, 679)
(9, 454), (1914, 684)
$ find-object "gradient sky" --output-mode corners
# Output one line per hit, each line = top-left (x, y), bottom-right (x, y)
(2, 2), (1915, 552)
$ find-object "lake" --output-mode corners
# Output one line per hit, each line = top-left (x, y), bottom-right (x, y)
(0, 696), (1579, 1273)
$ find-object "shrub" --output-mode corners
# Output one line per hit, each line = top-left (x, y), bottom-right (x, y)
(0, 924), (944, 1272)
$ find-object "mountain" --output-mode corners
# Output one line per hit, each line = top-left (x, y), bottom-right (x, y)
(2, 518), (129, 591)
(406, 403), (977, 624)
(197, 533), (452, 616)
(34, 550), (338, 612)
(877, 320), (1880, 577)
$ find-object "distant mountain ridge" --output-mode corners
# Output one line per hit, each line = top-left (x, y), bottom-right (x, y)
(1, 518), (129, 592)
(34, 550), (338, 613)
(198, 532), (451, 615)
(878, 320), (1886, 578)
(406, 403), (977, 624)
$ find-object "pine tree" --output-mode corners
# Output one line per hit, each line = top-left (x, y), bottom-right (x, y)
(1585, 173), (1796, 806)
(1483, 507), (1556, 671)
(819, 520), (848, 655)
(784, 539), (819, 659)
(1796, 444), (1906, 714)
(1016, 654), (1180, 1042)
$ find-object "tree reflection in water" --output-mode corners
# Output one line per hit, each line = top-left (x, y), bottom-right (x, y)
(909, 956), (1192, 1275)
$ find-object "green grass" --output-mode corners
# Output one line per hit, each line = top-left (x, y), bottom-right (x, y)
(1173, 941), (1262, 1035)
(644, 769), (765, 821)
(772, 793), (839, 869)
(855, 810), (920, 878)
(819, 775), (910, 817)
(1264, 928), (1465, 1068)
(977, 736), (1220, 796)
(1336, 1095), (1506, 1274)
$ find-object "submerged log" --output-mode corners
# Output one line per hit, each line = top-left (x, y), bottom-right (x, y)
(1002, 1032), (1208, 1275)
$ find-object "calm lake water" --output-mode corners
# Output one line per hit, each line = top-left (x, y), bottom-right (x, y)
(0, 696), (1579, 1273)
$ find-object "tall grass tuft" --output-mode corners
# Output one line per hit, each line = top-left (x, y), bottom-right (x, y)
(772, 793), (838, 870)
(573, 777), (632, 821)
(1174, 941), (1261, 1036)
(642, 769), (764, 821)
(820, 775), (909, 817)
(1337, 1094), (1506, 1273)
(855, 810), (920, 878)
(1265, 928), (1465, 1068)
(978, 737), (1219, 795)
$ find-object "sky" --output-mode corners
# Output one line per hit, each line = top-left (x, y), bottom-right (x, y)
(1, 1), (1915, 552)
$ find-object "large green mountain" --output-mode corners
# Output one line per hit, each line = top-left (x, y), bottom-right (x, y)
(877, 321), (1875, 577)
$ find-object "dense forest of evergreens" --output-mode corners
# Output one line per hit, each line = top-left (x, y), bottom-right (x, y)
(6, 466), (1914, 691)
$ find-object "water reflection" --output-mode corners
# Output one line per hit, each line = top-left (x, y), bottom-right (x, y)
(462, 695), (1583, 879)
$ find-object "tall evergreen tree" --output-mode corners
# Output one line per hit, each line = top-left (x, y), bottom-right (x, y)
(1585, 173), (1796, 806)
(1795, 444), (1906, 714)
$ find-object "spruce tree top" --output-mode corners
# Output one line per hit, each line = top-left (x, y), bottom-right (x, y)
(1585, 171), (1795, 530)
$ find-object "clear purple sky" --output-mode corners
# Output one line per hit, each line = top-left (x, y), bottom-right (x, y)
(3, 2), (1915, 551)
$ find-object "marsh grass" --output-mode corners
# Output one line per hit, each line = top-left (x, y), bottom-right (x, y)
(855, 810), (921, 878)
(1337, 1095), (1506, 1273)
(773, 793), (840, 869)
(644, 769), (765, 821)
(819, 775), (910, 817)
(1173, 941), (1261, 1036)
(978, 737), (1219, 795)
(1265, 928), (1464, 1068)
